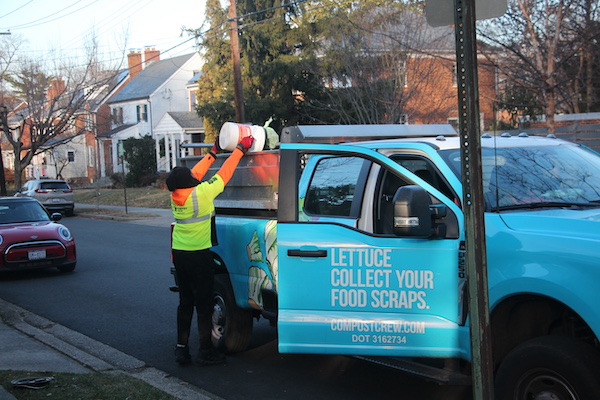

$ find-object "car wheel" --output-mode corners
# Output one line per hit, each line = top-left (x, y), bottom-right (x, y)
(212, 274), (254, 353)
(495, 336), (600, 400)
(57, 263), (76, 273)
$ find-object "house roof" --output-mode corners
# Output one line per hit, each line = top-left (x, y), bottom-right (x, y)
(167, 111), (204, 129)
(98, 123), (136, 139)
(88, 69), (128, 112)
(108, 53), (197, 104)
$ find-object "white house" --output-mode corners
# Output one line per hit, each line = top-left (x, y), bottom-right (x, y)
(103, 50), (203, 174)
(154, 111), (205, 172)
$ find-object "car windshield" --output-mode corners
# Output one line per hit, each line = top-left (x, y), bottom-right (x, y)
(439, 142), (600, 211)
(0, 202), (51, 224)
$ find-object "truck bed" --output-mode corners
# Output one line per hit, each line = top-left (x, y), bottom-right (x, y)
(180, 150), (280, 211)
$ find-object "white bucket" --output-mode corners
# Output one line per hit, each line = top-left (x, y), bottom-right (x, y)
(219, 122), (266, 152)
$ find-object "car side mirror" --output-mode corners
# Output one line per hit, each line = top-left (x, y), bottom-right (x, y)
(51, 212), (63, 222)
(393, 185), (435, 238)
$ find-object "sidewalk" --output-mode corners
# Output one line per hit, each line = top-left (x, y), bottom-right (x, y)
(0, 298), (220, 400)
(0, 206), (220, 400)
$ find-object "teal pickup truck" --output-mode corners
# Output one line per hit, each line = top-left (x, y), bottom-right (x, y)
(177, 124), (600, 399)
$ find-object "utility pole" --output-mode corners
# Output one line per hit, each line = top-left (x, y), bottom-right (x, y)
(0, 106), (7, 195)
(228, 0), (245, 123)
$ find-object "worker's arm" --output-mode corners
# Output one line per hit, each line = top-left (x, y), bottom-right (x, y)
(190, 151), (216, 181)
(216, 137), (254, 186)
(216, 148), (243, 186)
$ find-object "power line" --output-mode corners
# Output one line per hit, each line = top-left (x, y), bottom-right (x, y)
(0, 0), (34, 21)
(5, 0), (97, 30)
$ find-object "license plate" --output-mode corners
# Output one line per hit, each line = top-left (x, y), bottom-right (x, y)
(28, 250), (46, 260)
(51, 198), (62, 202)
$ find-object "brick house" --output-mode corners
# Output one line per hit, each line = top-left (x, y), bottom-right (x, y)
(400, 18), (498, 130)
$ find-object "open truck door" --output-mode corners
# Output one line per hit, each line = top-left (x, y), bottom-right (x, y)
(276, 145), (467, 359)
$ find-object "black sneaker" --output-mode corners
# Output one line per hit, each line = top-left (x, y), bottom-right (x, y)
(175, 345), (191, 364)
(198, 348), (226, 365)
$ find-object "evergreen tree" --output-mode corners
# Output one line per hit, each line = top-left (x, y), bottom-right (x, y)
(196, 0), (235, 141)
(195, 0), (324, 138)
(123, 135), (157, 187)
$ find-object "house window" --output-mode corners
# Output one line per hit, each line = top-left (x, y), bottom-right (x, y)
(447, 117), (459, 130)
(399, 59), (408, 88)
(452, 65), (458, 88)
(87, 146), (95, 167)
(189, 90), (197, 111)
(68, 151), (75, 162)
(137, 104), (148, 122)
(112, 107), (123, 125)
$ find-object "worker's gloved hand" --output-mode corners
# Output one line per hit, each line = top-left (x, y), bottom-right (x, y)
(210, 137), (221, 156)
(237, 136), (255, 153)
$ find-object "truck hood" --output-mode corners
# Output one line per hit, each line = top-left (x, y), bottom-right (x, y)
(498, 208), (600, 240)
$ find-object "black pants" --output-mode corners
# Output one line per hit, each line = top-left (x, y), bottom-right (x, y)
(172, 249), (215, 350)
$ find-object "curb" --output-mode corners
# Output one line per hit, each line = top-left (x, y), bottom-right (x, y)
(0, 299), (222, 400)
(0, 386), (16, 400)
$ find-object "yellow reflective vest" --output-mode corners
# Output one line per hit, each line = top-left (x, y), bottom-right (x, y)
(171, 174), (225, 251)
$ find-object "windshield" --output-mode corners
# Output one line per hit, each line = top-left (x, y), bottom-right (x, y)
(439, 142), (600, 211)
(0, 201), (51, 224)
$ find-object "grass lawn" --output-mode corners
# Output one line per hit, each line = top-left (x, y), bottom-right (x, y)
(0, 370), (176, 400)
(74, 187), (171, 209)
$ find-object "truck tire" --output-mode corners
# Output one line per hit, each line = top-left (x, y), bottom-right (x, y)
(495, 336), (600, 400)
(212, 274), (254, 353)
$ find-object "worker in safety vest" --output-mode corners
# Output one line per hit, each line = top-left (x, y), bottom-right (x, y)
(166, 135), (255, 365)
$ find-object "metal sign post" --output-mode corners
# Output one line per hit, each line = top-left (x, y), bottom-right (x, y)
(426, 0), (504, 396)
(453, 0), (495, 398)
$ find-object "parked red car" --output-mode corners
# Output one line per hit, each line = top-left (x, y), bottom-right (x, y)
(0, 197), (76, 273)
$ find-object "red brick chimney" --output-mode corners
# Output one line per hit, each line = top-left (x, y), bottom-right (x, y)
(127, 48), (160, 79)
(128, 50), (143, 79)
(144, 47), (160, 67)
(46, 78), (66, 102)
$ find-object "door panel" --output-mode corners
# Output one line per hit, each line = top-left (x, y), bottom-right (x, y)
(277, 222), (464, 358)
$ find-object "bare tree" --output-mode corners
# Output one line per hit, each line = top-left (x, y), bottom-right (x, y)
(300, 3), (454, 124)
(3, 46), (118, 189)
(478, 0), (599, 133)
(1, 35), (23, 107)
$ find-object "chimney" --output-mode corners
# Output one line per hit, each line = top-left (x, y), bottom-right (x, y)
(143, 47), (160, 68)
(128, 49), (143, 79)
(46, 78), (66, 102)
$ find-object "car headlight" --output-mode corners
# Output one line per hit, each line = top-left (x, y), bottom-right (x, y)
(58, 226), (72, 241)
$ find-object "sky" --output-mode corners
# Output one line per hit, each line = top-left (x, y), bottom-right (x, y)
(0, 0), (207, 65)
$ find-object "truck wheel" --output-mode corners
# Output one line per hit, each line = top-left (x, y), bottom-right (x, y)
(212, 274), (254, 353)
(495, 336), (600, 400)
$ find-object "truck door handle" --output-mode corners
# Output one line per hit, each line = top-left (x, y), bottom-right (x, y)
(288, 249), (328, 258)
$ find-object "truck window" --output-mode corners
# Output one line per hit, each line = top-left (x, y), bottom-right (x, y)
(304, 156), (368, 218)
(375, 159), (459, 235)
(391, 156), (458, 204)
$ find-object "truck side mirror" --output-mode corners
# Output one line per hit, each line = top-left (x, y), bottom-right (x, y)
(393, 185), (434, 238)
